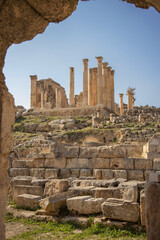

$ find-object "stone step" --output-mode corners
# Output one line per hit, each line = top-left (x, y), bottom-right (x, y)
(9, 168), (30, 177)
(13, 185), (44, 201)
(91, 187), (121, 199)
(10, 176), (33, 186)
(12, 160), (27, 168)
(16, 194), (42, 209)
(68, 186), (95, 196)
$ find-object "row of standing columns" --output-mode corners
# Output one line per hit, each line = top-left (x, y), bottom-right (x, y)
(119, 91), (134, 116)
(69, 57), (115, 111)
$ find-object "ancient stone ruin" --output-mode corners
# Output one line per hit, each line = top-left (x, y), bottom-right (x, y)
(0, 0), (160, 240)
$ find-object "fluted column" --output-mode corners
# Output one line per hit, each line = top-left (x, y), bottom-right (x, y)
(56, 88), (61, 108)
(82, 59), (89, 106)
(69, 67), (75, 107)
(96, 56), (103, 106)
(102, 62), (108, 106)
(107, 66), (112, 109)
(111, 70), (115, 111)
(30, 75), (37, 108)
(119, 93), (124, 116)
(41, 90), (45, 109)
(88, 68), (93, 106)
(127, 91), (132, 111)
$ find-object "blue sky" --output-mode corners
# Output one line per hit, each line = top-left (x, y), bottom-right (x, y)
(3, 0), (160, 109)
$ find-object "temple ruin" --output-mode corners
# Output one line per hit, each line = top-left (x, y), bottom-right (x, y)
(30, 57), (115, 112)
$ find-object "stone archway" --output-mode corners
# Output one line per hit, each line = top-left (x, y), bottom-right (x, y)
(0, 0), (160, 239)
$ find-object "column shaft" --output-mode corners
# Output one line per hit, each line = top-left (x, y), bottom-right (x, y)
(102, 62), (108, 106)
(41, 91), (45, 109)
(93, 68), (97, 106)
(96, 56), (103, 106)
(111, 70), (115, 111)
(30, 75), (37, 108)
(82, 59), (89, 106)
(119, 93), (124, 116)
(69, 67), (75, 107)
(56, 88), (61, 108)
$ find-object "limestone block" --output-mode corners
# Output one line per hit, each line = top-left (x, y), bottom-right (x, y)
(119, 181), (138, 202)
(147, 152), (160, 159)
(153, 158), (160, 170)
(31, 179), (48, 187)
(144, 170), (154, 181)
(67, 196), (104, 214)
(80, 169), (92, 178)
(140, 191), (146, 226)
(70, 169), (80, 178)
(12, 160), (26, 168)
(40, 193), (70, 212)
(145, 177), (160, 239)
(62, 146), (79, 158)
(45, 169), (59, 179)
(134, 158), (152, 170)
(126, 145), (143, 158)
(77, 158), (89, 168)
(16, 194), (42, 209)
(93, 169), (102, 180)
(79, 147), (97, 158)
(32, 159), (45, 168)
(102, 170), (113, 180)
(26, 160), (34, 168)
(66, 158), (78, 168)
(10, 177), (32, 186)
(127, 170), (144, 181)
(91, 187), (121, 199)
(9, 168), (30, 177)
(69, 186), (95, 196)
(45, 158), (66, 168)
(97, 145), (126, 158)
(32, 153), (45, 159)
(113, 170), (127, 179)
(149, 172), (160, 182)
(13, 185), (44, 201)
(44, 179), (68, 197)
(110, 158), (134, 170)
(60, 169), (70, 178)
(101, 198), (140, 222)
(30, 168), (45, 179)
(90, 158), (110, 169)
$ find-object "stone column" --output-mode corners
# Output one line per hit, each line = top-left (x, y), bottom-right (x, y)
(93, 68), (97, 106)
(41, 90), (45, 109)
(88, 68), (95, 106)
(111, 70), (115, 111)
(82, 59), (89, 106)
(107, 67), (112, 109)
(30, 75), (37, 108)
(69, 67), (75, 107)
(145, 173), (160, 240)
(102, 62), (108, 106)
(127, 91), (132, 111)
(119, 93), (124, 116)
(96, 56), (103, 106)
(56, 88), (61, 108)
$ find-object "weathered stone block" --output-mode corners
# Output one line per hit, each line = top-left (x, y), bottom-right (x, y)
(12, 160), (26, 168)
(60, 169), (70, 178)
(63, 146), (79, 158)
(77, 158), (89, 168)
(127, 170), (144, 181)
(45, 158), (66, 168)
(9, 168), (30, 177)
(69, 186), (95, 196)
(91, 187), (121, 199)
(102, 170), (113, 180)
(30, 168), (45, 179)
(134, 158), (153, 170)
(67, 196), (104, 214)
(79, 147), (97, 158)
(90, 158), (110, 169)
(102, 198), (140, 222)
(113, 170), (127, 179)
(32, 159), (45, 168)
(110, 158), (134, 170)
(31, 179), (48, 187)
(93, 169), (102, 180)
(16, 194), (42, 209)
(45, 169), (59, 179)
(140, 191), (146, 226)
(153, 158), (160, 170)
(97, 145), (126, 158)
(13, 185), (44, 201)
(126, 145), (143, 158)
(66, 158), (78, 168)
(144, 170), (154, 181)
(44, 179), (68, 197)
(80, 169), (92, 178)
(70, 169), (80, 178)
